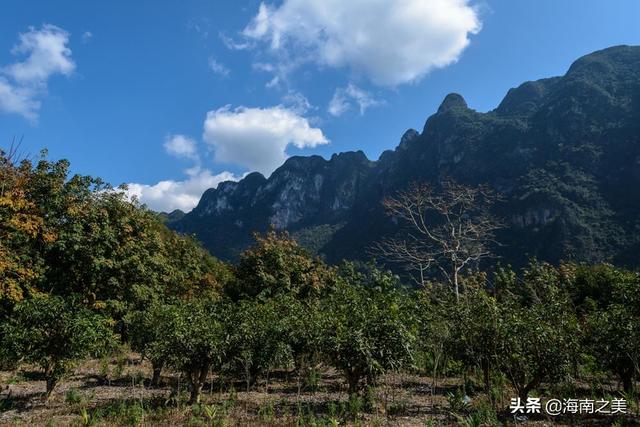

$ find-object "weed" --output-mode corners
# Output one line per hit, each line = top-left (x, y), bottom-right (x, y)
(446, 389), (469, 413)
(76, 407), (100, 427)
(346, 394), (364, 418)
(99, 356), (111, 382)
(7, 372), (25, 385)
(388, 399), (409, 416)
(307, 368), (321, 393)
(114, 352), (127, 380)
(258, 399), (275, 421)
(65, 388), (83, 405)
(0, 395), (14, 412)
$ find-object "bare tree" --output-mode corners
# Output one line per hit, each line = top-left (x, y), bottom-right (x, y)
(0, 136), (25, 198)
(374, 179), (503, 301)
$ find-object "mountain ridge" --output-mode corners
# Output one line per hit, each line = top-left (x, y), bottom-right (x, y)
(172, 45), (640, 267)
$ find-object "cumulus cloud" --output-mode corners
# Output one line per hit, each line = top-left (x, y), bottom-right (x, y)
(163, 134), (199, 160)
(0, 24), (75, 120)
(203, 105), (329, 176)
(0, 77), (40, 120)
(127, 167), (241, 213)
(328, 84), (381, 117)
(127, 133), (242, 212)
(4, 24), (75, 84)
(243, 0), (481, 86)
(129, 104), (328, 212)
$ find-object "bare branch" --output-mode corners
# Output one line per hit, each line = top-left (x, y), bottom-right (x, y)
(376, 179), (504, 300)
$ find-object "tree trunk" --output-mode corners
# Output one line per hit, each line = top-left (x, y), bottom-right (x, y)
(346, 370), (360, 395)
(622, 370), (635, 393)
(518, 387), (528, 404)
(45, 376), (57, 399)
(481, 359), (491, 394)
(189, 368), (209, 405)
(151, 360), (164, 387)
(189, 382), (202, 405)
(453, 269), (460, 303)
(518, 374), (542, 403)
(44, 365), (57, 400)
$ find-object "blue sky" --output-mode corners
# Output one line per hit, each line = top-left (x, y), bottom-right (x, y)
(1, 0), (639, 212)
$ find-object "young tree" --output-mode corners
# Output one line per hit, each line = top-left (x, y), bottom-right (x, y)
(321, 264), (415, 394)
(161, 299), (227, 404)
(124, 302), (177, 386)
(573, 265), (640, 392)
(449, 277), (501, 394)
(276, 295), (325, 393)
(377, 179), (502, 300)
(224, 299), (286, 391)
(414, 287), (454, 402)
(494, 262), (580, 401)
(0, 296), (115, 398)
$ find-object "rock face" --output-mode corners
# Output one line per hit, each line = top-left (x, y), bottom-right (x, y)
(172, 46), (640, 267)
(172, 152), (372, 260)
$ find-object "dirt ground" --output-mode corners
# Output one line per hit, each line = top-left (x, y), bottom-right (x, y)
(0, 355), (637, 426)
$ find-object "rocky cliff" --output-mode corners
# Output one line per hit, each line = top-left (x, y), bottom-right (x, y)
(172, 45), (640, 267)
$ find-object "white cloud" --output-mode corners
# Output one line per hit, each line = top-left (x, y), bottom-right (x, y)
(203, 105), (329, 176)
(282, 90), (313, 114)
(219, 32), (253, 50)
(327, 91), (349, 117)
(328, 84), (381, 117)
(127, 167), (241, 213)
(128, 133), (242, 212)
(208, 57), (230, 77)
(0, 77), (40, 121)
(252, 60), (296, 89)
(163, 134), (199, 160)
(82, 31), (93, 43)
(0, 24), (75, 120)
(243, 0), (481, 86)
(4, 24), (75, 84)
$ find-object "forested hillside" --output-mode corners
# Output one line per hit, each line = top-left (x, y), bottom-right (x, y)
(172, 45), (640, 268)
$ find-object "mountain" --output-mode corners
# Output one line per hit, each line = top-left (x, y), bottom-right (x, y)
(159, 209), (186, 224)
(172, 46), (640, 268)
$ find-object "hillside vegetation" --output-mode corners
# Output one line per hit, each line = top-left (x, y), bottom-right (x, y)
(1, 147), (640, 425)
(172, 45), (640, 269)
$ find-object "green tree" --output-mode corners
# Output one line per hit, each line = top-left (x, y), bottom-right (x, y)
(573, 264), (640, 392)
(494, 262), (580, 401)
(224, 298), (285, 391)
(124, 301), (177, 386)
(1, 150), (226, 320)
(0, 148), (54, 307)
(321, 264), (415, 394)
(161, 299), (227, 404)
(414, 286), (453, 394)
(230, 229), (333, 300)
(449, 274), (501, 394)
(0, 295), (115, 398)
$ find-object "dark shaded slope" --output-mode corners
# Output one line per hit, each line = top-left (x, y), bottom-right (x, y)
(173, 45), (640, 267)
